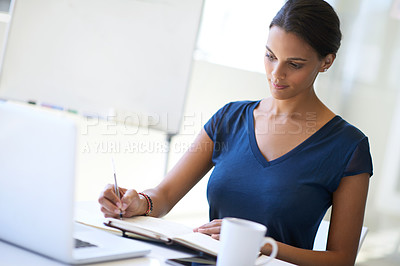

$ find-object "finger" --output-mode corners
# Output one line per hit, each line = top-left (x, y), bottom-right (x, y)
(108, 185), (124, 207)
(99, 196), (122, 216)
(197, 226), (221, 236)
(193, 220), (220, 232)
(101, 184), (121, 203)
(100, 204), (119, 218)
(211, 234), (220, 240)
(196, 219), (223, 236)
(119, 187), (128, 198)
(120, 189), (138, 211)
(196, 219), (222, 229)
(98, 184), (122, 214)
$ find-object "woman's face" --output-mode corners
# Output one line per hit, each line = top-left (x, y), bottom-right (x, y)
(264, 26), (331, 101)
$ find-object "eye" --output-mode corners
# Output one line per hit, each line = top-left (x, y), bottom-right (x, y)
(265, 52), (275, 61)
(289, 62), (303, 69)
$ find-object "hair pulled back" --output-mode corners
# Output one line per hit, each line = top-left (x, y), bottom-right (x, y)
(270, 0), (342, 59)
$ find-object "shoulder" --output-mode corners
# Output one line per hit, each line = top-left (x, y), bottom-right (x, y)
(217, 100), (260, 115)
(208, 100), (259, 124)
(204, 100), (259, 139)
(329, 116), (367, 144)
(329, 116), (373, 175)
(215, 100), (259, 123)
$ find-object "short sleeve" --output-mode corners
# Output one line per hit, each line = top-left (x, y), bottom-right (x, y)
(203, 103), (230, 142)
(343, 137), (373, 177)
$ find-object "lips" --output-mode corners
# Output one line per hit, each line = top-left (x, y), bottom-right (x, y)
(272, 82), (289, 90)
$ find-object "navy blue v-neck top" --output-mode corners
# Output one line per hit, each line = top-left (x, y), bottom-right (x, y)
(204, 101), (373, 249)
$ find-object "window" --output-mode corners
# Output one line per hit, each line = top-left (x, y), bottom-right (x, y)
(195, 0), (284, 73)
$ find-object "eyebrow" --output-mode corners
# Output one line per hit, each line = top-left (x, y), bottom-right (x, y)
(265, 45), (308, 62)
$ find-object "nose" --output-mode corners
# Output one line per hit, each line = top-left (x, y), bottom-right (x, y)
(271, 63), (286, 81)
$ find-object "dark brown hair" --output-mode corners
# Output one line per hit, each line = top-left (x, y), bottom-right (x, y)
(270, 0), (342, 59)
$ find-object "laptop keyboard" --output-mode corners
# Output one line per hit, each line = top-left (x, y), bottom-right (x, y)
(74, 238), (97, 249)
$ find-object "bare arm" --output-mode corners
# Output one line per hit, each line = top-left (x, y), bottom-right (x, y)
(261, 173), (370, 266)
(99, 128), (214, 218)
(142, 128), (214, 217)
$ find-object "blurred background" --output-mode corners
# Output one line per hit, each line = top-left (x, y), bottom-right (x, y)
(1, 0), (399, 265)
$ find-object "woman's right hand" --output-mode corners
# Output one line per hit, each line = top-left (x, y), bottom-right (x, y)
(98, 184), (147, 218)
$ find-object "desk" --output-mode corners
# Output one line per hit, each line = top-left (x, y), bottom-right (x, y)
(0, 201), (295, 266)
(0, 238), (295, 266)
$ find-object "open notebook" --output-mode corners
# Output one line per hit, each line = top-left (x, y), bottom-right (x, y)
(75, 201), (277, 265)
(105, 216), (220, 257)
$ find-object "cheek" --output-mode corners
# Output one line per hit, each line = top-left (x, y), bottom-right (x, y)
(302, 68), (320, 83)
(291, 71), (316, 87)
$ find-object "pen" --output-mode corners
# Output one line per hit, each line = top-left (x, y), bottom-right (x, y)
(111, 157), (123, 219)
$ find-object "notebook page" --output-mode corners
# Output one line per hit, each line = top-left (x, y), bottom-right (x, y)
(106, 216), (194, 239)
(173, 232), (220, 256)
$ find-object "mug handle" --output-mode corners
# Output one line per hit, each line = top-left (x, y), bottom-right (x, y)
(257, 237), (278, 265)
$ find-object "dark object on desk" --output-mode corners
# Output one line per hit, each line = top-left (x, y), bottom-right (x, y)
(166, 255), (216, 266)
(74, 238), (97, 249)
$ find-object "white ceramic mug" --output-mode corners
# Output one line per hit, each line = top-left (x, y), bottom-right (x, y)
(216, 217), (278, 266)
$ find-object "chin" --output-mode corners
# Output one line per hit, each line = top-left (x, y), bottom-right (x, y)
(269, 86), (289, 100)
(270, 89), (299, 101)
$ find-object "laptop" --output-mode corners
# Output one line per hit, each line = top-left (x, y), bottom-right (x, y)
(0, 100), (151, 264)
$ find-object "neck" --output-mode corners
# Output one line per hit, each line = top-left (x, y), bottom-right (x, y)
(267, 89), (323, 117)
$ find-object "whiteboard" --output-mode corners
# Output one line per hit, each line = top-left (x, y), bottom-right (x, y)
(0, 0), (204, 134)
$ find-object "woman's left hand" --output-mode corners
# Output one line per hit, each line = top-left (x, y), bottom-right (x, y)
(193, 219), (222, 240)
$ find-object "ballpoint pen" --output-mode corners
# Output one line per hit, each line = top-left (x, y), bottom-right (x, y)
(111, 157), (123, 219)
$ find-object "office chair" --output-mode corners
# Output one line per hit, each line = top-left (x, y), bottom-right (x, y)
(313, 220), (368, 253)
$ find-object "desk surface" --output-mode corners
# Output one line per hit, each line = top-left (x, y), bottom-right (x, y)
(0, 201), (296, 266)
(0, 238), (295, 266)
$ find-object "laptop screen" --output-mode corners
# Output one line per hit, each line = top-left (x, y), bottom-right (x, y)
(0, 101), (77, 261)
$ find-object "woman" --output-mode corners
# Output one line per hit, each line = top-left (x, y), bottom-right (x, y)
(98, 0), (373, 265)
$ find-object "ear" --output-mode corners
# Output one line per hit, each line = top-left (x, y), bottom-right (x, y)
(319, 54), (336, 73)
